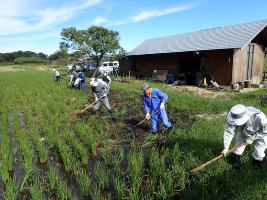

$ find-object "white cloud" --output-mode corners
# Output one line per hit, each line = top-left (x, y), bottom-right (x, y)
(91, 16), (108, 25)
(132, 4), (194, 23)
(0, 0), (102, 35)
(91, 4), (195, 27)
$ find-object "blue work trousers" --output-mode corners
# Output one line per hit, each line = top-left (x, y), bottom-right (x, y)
(150, 109), (171, 133)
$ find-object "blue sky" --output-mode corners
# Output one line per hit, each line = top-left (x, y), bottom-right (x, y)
(0, 0), (266, 55)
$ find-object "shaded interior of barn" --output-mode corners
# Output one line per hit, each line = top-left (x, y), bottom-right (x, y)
(124, 24), (267, 86)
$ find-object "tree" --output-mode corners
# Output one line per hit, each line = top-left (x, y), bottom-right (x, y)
(60, 26), (121, 68)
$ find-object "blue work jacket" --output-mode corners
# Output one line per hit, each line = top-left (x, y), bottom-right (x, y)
(79, 72), (85, 81)
(143, 88), (168, 114)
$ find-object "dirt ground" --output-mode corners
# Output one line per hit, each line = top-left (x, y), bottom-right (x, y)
(194, 112), (227, 120)
(169, 85), (232, 99)
(0, 66), (26, 72)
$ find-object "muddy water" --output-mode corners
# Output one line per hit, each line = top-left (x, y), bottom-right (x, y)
(9, 112), (25, 184)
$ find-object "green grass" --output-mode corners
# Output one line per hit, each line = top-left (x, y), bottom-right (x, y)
(0, 65), (266, 199)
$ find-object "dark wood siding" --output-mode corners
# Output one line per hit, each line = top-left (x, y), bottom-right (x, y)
(136, 53), (177, 77)
(204, 50), (233, 85)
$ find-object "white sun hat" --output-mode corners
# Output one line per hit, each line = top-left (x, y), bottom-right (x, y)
(227, 104), (250, 126)
(90, 78), (98, 87)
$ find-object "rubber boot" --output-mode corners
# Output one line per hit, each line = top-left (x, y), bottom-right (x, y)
(229, 154), (241, 168)
(252, 158), (263, 168)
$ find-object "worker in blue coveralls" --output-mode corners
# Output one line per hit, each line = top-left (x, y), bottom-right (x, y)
(141, 83), (172, 133)
(78, 70), (86, 91)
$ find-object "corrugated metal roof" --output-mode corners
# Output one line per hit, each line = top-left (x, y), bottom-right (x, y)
(128, 19), (267, 56)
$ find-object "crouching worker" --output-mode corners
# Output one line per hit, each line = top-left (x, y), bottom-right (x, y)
(53, 69), (61, 83)
(90, 78), (112, 114)
(141, 83), (171, 134)
(222, 104), (267, 167)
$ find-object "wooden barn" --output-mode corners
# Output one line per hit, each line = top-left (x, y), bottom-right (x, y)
(125, 20), (267, 86)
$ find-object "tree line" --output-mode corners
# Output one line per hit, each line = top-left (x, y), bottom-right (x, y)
(0, 25), (125, 66)
(0, 51), (49, 64)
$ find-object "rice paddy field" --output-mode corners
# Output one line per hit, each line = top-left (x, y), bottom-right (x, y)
(0, 64), (266, 200)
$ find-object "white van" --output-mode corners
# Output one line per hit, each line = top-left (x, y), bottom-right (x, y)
(98, 61), (119, 73)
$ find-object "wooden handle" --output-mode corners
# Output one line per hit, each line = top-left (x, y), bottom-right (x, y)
(80, 95), (105, 114)
(189, 142), (246, 174)
(134, 109), (161, 127)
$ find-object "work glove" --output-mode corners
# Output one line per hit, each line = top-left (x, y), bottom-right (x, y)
(146, 113), (151, 120)
(221, 148), (229, 157)
(95, 97), (99, 101)
(160, 103), (165, 110)
(245, 137), (253, 145)
(103, 93), (107, 97)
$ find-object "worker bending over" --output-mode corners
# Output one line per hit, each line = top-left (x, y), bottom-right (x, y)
(222, 104), (267, 167)
(90, 78), (112, 113)
(53, 69), (61, 83)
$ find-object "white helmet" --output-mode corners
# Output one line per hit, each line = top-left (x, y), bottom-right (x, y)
(53, 69), (56, 72)
(227, 104), (250, 126)
(103, 71), (108, 76)
(90, 78), (98, 87)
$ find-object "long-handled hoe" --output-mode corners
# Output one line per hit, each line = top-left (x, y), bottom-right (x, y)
(134, 109), (161, 128)
(189, 142), (246, 174)
(72, 95), (105, 116)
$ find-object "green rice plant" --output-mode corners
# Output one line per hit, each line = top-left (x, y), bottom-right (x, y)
(13, 111), (20, 131)
(100, 146), (111, 166)
(90, 186), (102, 200)
(74, 167), (91, 197)
(149, 147), (165, 182)
(172, 144), (180, 164)
(114, 177), (126, 199)
(94, 163), (109, 190)
(56, 178), (70, 200)
(128, 148), (144, 199)
(1, 177), (18, 200)
(159, 170), (175, 199)
(112, 149), (123, 177)
(16, 130), (34, 173)
(55, 138), (76, 171)
(48, 167), (58, 190)
(64, 132), (88, 165)
(29, 177), (45, 200)
(0, 111), (13, 182)
(0, 142), (13, 182)
(30, 131), (48, 163)
(172, 163), (186, 191)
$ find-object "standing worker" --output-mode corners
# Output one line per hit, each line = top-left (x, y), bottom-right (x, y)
(141, 83), (171, 134)
(222, 104), (267, 167)
(99, 71), (112, 93)
(77, 70), (86, 91)
(90, 78), (112, 114)
(53, 69), (61, 83)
